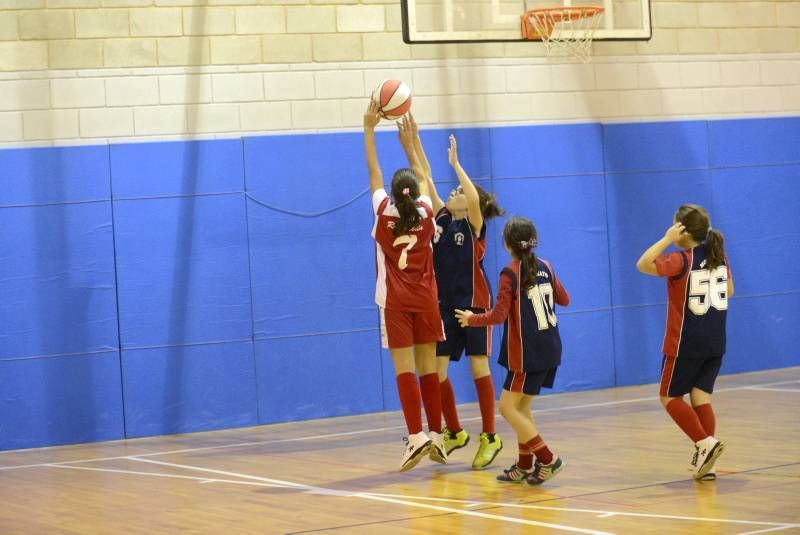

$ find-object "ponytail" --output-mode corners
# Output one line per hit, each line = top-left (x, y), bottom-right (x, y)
(520, 250), (539, 291)
(391, 168), (421, 237)
(705, 228), (726, 271)
(503, 216), (539, 290)
(475, 185), (505, 220)
(675, 204), (725, 270)
(393, 194), (421, 237)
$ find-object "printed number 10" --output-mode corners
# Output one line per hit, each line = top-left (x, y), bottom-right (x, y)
(527, 283), (557, 330)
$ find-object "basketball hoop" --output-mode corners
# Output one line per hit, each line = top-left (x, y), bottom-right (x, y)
(521, 5), (605, 62)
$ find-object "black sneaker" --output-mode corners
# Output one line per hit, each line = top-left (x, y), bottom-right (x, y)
(527, 456), (565, 485)
(496, 463), (530, 483)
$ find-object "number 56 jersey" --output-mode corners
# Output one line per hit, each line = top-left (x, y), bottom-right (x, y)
(656, 246), (732, 359)
(371, 189), (439, 312)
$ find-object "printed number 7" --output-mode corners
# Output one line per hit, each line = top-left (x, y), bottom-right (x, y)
(393, 235), (418, 270)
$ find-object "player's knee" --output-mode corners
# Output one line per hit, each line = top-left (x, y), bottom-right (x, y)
(659, 396), (674, 408)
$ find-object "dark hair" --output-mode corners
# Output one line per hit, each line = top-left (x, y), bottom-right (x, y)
(391, 168), (421, 237)
(675, 204), (725, 271)
(503, 216), (539, 290)
(474, 184), (504, 220)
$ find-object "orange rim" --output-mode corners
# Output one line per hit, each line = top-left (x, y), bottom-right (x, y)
(529, 5), (604, 23)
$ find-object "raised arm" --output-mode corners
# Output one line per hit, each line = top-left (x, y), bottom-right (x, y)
(409, 114), (444, 213)
(363, 100), (383, 193)
(397, 115), (429, 198)
(636, 222), (686, 276)
(448, 135), (483, 234)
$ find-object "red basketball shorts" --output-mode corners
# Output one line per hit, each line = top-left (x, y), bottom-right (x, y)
(379, 307), (445, 349)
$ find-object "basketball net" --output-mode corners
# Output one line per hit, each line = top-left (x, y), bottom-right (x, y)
(521, 6), (605, 63)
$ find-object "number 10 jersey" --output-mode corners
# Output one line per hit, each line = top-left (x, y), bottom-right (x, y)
(656, 246), (732, 359)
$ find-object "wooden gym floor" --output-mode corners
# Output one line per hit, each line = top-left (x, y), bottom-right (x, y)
(1, 367), (798, 534)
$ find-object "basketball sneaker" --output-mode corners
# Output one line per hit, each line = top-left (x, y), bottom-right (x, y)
(496, 463), (530, 483)
(688, 445), (716, 480)
(428, 431), (448, 464)
(472, 432), (503, 469)
(693, 437), (724, 480)
(399, 431), (431, 472)
(443, 427), (470, 455)
(527, 456), (565, 485)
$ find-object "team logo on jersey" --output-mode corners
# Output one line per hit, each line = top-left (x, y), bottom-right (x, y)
(454, 232), (465, 246)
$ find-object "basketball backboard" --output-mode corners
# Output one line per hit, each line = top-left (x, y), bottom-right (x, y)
(401, 0), (651, 43)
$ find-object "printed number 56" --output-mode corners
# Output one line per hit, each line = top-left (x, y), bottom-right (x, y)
(393, 235), (418, 270)
(688, 266), (728, 315)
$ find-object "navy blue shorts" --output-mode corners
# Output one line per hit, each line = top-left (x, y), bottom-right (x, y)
(437, 307), (491, 361)
(503, 367), (557, 396)
(660, 355), (723, 397)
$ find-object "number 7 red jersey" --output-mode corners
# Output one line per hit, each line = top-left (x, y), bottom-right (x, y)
(371, 189), (439, 312)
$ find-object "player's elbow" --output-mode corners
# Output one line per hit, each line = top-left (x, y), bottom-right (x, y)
(636, 258), (653, 275)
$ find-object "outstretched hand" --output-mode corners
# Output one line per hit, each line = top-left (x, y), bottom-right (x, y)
(364, 99), (381, 129)
(454, 308), (473, 328)
(397, 114), (414, 148)
(447, 134), (459, 167)
(664, 222), (686, 243)
(408, 112), (419, 137)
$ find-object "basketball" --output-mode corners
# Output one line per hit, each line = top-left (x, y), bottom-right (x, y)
(372, 79), (412, 120)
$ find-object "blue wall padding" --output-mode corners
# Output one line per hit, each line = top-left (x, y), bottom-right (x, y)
(419, 127), (494, 180)
(0, 352), (124, 450)
(708, 117), (800, 167)
(492, 174), (611, 311)
(0, 202), (118, 359)
(554, 311), (616, 392)
(113, 194), (252, 348)
(110, 139), (244, 198)
(723, 294), (800, 374)
(605, 170), (712, 308)
(246, 195), (376, 338)
(611, 305), (669, 387)
(121, 341), (257, 437)
(1, 116), (799, 451)
(711, 165), (800, 296)
(603, 121), (709, 173)
(490, 123), (604, 178)
(256, 332), (383, 424)
(0, 145), (110, 206)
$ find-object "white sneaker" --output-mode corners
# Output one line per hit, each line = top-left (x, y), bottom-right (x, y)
(400, 431), (431, 472)
(693, 437), (724, 480)
(688, 445), (699, 472)
(428, 431), (448, 465)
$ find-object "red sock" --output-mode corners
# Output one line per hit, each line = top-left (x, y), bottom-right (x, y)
(419, 373), (442, 434)
(518, 443), (534, 470)
(525, 435), (553, 465)
(693, 403), (716, 436)
(666, 398), (708, 443)
(474, 374), (496, 434)
(439, 378), (461, 432)
(396, 373), (423, 435)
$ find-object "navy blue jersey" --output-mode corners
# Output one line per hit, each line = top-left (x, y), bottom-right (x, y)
(656, 245), (731, 359)
(469, 257), (570, 373)
(433, 208), (491, 309)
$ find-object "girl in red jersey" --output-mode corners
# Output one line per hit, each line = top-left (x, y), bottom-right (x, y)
(455, 216), (569, 485)
(364, 101), (447, 471)
(408, 123), (505, 469)
(637, 204), (733, 481)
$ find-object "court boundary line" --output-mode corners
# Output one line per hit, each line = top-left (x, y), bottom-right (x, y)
(126, 457), (608, 535)
(39, 456), (800, 533)
(1, 377), (798, 473)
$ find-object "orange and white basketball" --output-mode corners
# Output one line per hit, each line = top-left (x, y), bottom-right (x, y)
(372, 79), (412, 121)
